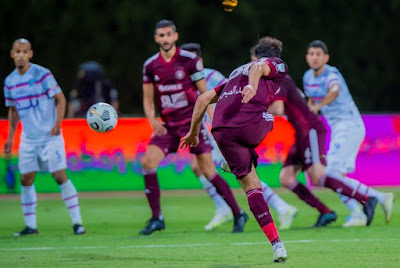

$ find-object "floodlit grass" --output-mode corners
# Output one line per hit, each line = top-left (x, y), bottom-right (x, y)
(0, 188), (399, 267)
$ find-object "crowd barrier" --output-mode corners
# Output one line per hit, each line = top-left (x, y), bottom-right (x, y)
(0, 115), (399, 193)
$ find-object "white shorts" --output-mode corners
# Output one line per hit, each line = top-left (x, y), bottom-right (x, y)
(326, 120), (366, 174)
(18, 135), (67, 174)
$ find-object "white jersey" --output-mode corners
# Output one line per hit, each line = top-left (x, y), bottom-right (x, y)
(203, 68), (227, 125)
(303, 64), (363, 127)
(4, 63), (62, 144)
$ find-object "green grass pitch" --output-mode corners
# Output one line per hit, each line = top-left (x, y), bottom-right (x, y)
(0, 188), (399, 267)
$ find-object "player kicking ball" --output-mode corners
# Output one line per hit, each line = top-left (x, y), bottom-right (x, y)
(3, 38), (85, 236)
(181, 37), (290, 262)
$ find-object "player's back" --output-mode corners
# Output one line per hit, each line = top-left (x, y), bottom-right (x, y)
(303, 65), (362, 126)
(142, 48), (204, 127)
(4, 63), (61, 143)
(213, 57), (287, 129)
(276, 75), (325, 138)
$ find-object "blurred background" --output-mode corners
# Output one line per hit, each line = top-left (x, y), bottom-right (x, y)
(1, 0), (399, 117)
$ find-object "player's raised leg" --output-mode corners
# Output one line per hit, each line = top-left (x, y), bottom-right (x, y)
(196, 153), (248, 233)
(192, 158), (232, 230)
(139, 145), (166, 235)
(15, 171), (38, 236)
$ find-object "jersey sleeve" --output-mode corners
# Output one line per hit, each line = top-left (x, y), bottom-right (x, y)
(214, 82), (227, 96)
(263, 58), (288, 82)
(4, 81), (14, 107)
(302, 72), (310, 97)
(142, 63), (153, 84)
(274, 80), (288, 101)
(188, 56), (205, 82)
(325, 72), (340, 89)
(42, 73), (61, 97)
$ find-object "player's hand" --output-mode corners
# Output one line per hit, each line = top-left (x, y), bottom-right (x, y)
(151, 119), (167, 136)
(3, 139), (13, 156)
(241, 84), (257, 103)
(50, 124), (61, 136)
(180, 132), (199, 149)
(309, 103), (320, 115)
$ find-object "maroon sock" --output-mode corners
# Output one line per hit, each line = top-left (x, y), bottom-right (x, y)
(247, 188), (279, 244)
(291, 182), (331, 214)
(144, 170), (161, 218)
(322, 174), (368, 205)
(209, 173), (241, 215)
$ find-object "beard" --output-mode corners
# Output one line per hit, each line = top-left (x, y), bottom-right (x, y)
(160, 42), (175, 52)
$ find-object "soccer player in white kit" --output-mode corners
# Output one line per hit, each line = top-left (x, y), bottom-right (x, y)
(3, 39), (85, 236)
(303, 40), (393, 226)
(181, 43), (297, 230)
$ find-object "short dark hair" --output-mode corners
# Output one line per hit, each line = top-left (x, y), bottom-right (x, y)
(180, 43), (201, 57)
(250, 36), (282, 59)
(308, 40), (328, 54)
(155, 19), (177, 33)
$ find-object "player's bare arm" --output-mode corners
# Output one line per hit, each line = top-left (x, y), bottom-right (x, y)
(50, 92), (66, 136)
(308, 83), (339, 114)
(4, 106), (19, 155)
(242, 61), (271, 103)
(195, 78), (214, 122)
(180, 90), (218, 149)
(143, 83), (167, 136)
(268, 100), (285, 116)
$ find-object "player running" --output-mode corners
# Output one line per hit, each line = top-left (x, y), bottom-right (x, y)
(303, 40), (393, 226)
(3, 38), (85, 236)
(139, 20), (248, 235)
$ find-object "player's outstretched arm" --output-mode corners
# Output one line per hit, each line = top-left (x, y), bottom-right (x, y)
(242, 62), (272, 103)
(51, 92), (66, 136)
(180, 90), (218, 149)
(4, 107), (19, 155)
(308, 83), (339, 114)
(143, 83), (167, 136)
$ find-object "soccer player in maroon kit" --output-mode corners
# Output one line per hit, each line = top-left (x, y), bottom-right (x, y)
(181, 37), (289, 262)
(140, 20), (248, 235)
(268, 74), (378, 227)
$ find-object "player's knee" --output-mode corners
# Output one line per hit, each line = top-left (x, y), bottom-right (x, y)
(190, 162), (202, 177)
(51, 171), (68, 185)
(21, 173), (35, 186)
(279, 169), (295, 188)
(142, 157), (157, 170)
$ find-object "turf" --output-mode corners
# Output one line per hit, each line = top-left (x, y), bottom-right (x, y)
(0, 188), (399, 267)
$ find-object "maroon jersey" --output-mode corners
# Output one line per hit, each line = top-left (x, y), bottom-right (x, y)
(143, 47), (204, 127)
(212, 57), (288, 129)
(274, 75), (325, 139)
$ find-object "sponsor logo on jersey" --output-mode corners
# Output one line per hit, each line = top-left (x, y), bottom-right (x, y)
(175, 70), (185, 80)
(276, 63), (286, 72)
(154, 75), (160, 81)
(158, 84), (183, 92)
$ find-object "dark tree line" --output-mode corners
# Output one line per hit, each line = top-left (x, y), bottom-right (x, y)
(1, 0), (399, 117)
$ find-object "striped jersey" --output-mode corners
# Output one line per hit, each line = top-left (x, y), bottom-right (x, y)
(4, 63), (62, 143)
(303, 64), (362, 126)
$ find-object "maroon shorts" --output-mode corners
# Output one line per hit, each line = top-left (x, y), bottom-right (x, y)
(283, 128), (327, 171)
(212, 119), (273, 179)
(149, 123), (212, 156)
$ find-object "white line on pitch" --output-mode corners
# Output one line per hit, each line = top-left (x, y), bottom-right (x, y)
(0, 238), (399, 251)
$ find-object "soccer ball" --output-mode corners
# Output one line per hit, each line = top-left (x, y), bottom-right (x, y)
(86, 102), (118, 133)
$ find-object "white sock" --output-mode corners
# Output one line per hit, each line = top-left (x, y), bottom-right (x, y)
(198, 175), (229, 211)
(260, 181), (290, 215)
(339, 194), (364, 215)
(341, 177), (387, 204)
(60, 180), (83, 225)
(21, 185), (37, 229)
